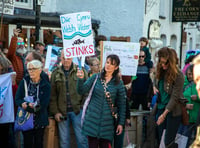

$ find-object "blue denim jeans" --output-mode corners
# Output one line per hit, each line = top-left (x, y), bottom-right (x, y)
(57, 110), (88, 148)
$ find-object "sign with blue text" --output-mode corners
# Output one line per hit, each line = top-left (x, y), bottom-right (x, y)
(0, 72), (14, 123)
(60, 11), (94, 58)
(101, 41), (140, 76)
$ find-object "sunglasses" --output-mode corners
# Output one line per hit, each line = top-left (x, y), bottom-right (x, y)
(139, 55), (145, 58)
(159, 60), (169, 65)
(17, 42), (25, 46)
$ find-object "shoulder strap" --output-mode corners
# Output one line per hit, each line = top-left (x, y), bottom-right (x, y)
(101, 79), (117, 118)
(23, 79), (28, 97)
(88, 74), (98, 97)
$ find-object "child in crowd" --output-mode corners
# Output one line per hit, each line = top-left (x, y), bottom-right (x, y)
(139, 37), (153, 68)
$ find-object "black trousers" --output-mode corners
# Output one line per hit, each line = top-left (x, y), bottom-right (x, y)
(88, 136), (111, 148)
(131, 94), (149, 110)
(22, 128), (45, 148)
(0, 123), (10, 148)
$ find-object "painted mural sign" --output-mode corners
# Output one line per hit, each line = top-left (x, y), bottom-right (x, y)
(172, 0), (200, 22)
(101, 41), (140, 76)
(0, 0), (15, 15)
(60, 11), (94, 58)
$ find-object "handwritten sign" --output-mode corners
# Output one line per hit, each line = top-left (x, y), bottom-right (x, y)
(0, 0), (15, 15)
(44, 45), (62, 74)
(60, 11), (94, 58)
(101, 41), (140, 76)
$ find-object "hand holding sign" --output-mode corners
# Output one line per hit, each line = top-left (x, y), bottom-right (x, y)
(77, 68), (84, 79)
(77, 57), (82, 70)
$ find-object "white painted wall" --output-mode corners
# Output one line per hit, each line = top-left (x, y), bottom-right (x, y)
(40, 0), (200, 67)
(143, 0), (160, 37)
(41, 0), (145, 42)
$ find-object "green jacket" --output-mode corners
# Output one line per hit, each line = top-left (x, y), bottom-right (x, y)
(77, 74), (126, 142)
(183, 82), (200, 123)
(49, 63), (87, 116)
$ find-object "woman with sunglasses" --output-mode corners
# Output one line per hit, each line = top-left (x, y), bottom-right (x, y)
(77, 54), (126, 148)
(154, 47), (184, 148)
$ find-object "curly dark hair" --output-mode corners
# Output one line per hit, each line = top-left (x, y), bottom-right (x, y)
(101, 54), (120, 85)
(156, 47), (178, 84)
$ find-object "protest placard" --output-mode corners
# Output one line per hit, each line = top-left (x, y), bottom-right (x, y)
(60, 11), (94, 59)
(44, 45), (62, 75)
(0, 72), (14, 123)
(101, 41), (140, 76)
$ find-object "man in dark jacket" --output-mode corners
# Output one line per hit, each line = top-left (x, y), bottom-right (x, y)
(131, 50), (153, 110)
(49, 50), (88, 148)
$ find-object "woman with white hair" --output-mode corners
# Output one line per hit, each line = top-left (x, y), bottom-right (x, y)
(15, 60), (51, 148)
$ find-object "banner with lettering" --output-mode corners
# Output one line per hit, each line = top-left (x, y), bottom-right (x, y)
(101, 41), (140, 76)
(0, 72), (14, 123)
(60, 11), (94, 58)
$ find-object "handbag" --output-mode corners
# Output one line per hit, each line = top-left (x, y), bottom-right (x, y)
(178, 97), (189, 126)
(14, 79), (34, 131)
(180, 103), (189, 125)
(81, 75), (98, 126)
(101, 79), (119, 126)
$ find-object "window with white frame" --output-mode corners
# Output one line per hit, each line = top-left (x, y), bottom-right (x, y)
(15, 0), (33, 9)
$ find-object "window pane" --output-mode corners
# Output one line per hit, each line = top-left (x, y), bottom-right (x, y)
(15, 0), (28, 3)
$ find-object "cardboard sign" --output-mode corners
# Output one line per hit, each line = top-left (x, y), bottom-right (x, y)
(60, 11), (94, 58)
(101, 41), (140, 76)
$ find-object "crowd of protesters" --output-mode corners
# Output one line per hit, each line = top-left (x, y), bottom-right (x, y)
(0, 27), (200, 148)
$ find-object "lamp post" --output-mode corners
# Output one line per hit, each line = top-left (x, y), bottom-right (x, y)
(35, 0), (41, 41)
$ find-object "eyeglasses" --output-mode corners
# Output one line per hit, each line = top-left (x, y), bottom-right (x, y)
(139, 55), (145, 58)
(17, 42), (25, 46)
(27, 68), (39, 72)
(92, 64), (100, 67)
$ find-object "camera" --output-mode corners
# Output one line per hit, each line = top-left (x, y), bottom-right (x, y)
(16, 23), (22, 33)
(33, 100), (40, 111)
(60, 116), (67, 121)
